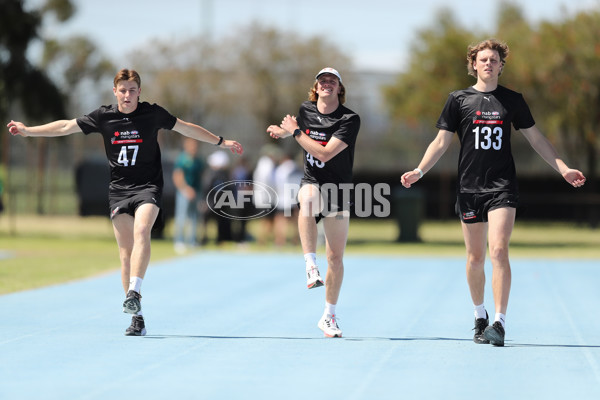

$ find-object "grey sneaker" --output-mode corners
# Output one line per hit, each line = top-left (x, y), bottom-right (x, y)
(473, 311), (490, 344)
(123, 290), (142, 314)
(125, 315), (146, 336)
(483, 321), (505, 346)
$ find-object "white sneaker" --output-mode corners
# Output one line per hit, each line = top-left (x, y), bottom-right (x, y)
(318, 314), (342, 338)
(306, 266), (324, 289)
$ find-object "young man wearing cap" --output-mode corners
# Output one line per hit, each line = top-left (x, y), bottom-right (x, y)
(400, 39), (585, 346)
(267, 67), (361, 338)
(8, 68), (244, 336)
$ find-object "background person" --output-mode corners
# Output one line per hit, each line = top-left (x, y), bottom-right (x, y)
(230, 156), (253, 244)
(172, 137), (205, 254)
(273, 151), (302, 247)
(252, 144), (280, 246)
(204, 150), (233, 245)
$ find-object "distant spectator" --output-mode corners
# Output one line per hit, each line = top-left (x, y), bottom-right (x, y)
(252, 144), (280, 245)
(204, 150), (232, 244)
(230, 156), (253, 243)
(172, 137), (205, 254)
(273, 151), (302, 246)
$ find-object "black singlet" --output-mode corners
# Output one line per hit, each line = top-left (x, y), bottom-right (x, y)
(76, 102), (177, 196)
(296, 101), (360, 186)
(436, 85), (535, 193)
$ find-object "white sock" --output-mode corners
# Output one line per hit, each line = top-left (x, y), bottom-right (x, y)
(128, 276), (143, 294)
(324, 302), (336, 318)
(136, 310), (143, 317)
(304, 253), (317, 270)
(474, 303), (487, 320)
(495, 313), (506, 329)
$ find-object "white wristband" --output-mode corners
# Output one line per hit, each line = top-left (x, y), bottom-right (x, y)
(414, 168), (424, 179)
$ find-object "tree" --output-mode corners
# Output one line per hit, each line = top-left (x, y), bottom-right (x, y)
(381, 9), (478, 217)
(41, 35), (115, 106)
(382, 2), (600, 220)
(534, 11), (600, 183)
(0, 0), (68, 127)
(129, 24), (350, 159)
(383, 3), (600, 173)
(230, 24), (350, 130)
(1, 0), (69, 221)
(1, 0), (114, 218)
(382, 9), (477, 128)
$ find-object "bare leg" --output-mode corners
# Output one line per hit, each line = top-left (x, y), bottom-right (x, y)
(487, 207), (516, 315)
(112, 203), (160, 293)
(461, 221), (488, 307)
(113, 214), (134, 293)
(322, 213), (349, 305)
(297, 184), (321, 255)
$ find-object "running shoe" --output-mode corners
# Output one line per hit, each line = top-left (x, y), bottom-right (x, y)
(306, 266), (324, 289)
(318, 314), (342, 338)
(122, 290), (142, 314)
(125, 315), (146, 336)
(483, 321), (505, 346)
(473, 311), (490, 344)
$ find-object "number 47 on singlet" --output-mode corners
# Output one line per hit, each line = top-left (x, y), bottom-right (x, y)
(117, 145), (139, 166)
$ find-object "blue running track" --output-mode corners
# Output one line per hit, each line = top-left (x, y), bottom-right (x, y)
(1, 252), (599, 399)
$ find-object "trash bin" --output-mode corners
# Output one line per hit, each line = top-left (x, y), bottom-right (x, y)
(392, 186), (423, 242)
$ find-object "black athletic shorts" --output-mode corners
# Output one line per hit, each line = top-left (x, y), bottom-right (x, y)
(455, 191), (518, 223)
(109, 189), (162, 219)
(297, 182), (354, 223)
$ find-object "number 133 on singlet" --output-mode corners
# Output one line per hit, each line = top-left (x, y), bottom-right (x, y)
(473, 126), (503, 150)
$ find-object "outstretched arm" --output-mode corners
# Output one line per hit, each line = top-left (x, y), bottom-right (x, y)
(173, 118), (243, 154)
(7, 119), (80, 137)
(401, 129), (454, 188)
(521, 125), (586, 188)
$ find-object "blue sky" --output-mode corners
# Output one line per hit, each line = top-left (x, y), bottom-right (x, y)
(28, 0), (599, 72)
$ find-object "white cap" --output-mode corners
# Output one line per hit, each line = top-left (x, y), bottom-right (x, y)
(315, 67), (342, 83)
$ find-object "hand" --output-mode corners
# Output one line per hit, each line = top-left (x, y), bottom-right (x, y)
(183, 187), (196, 201)
(222, 140), (244, 154)
(281, 114), (298, 134)
(266, 124), (290, 139)
(563, 169), (586, 188)
(7, 120), (27, 136)
(400, 170), (421, 188)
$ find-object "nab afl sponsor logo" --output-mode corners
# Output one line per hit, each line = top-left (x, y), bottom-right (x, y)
(463, 211), (477, 220)
(207, 180), (278, 220)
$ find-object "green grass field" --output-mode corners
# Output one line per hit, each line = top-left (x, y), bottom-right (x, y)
(0, 215), (598, 294)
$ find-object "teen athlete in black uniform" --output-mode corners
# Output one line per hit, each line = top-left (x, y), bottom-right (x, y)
(267, 67), (360, 338)
(8, 69), (243, 336)
(401, 39), (585, 346)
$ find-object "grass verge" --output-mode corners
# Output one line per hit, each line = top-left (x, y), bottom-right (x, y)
(1, 215), (598, 294)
